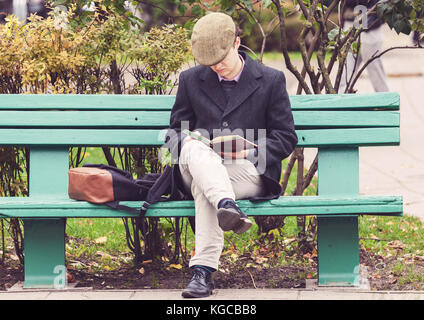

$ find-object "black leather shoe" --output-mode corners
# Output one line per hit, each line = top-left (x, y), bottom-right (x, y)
(182, 267), (214, 298)
(217, 200), (253, 234)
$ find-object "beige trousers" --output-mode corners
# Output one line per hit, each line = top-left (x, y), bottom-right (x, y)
(179, 139), (265, 270)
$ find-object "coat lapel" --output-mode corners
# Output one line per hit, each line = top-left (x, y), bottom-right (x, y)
(223, 54), (262, 118)
(198, 53), (263, 115)
(199, 68), (226, 112)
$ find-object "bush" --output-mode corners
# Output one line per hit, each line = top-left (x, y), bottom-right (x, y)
(0, 6), (191, 266)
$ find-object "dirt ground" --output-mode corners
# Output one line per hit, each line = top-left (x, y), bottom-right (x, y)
(2, 247), (424, 291)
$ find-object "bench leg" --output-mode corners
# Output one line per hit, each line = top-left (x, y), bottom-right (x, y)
(23, 218), (67, 288)
(317, 147), (360, 286)
(317, 216), (360, 286)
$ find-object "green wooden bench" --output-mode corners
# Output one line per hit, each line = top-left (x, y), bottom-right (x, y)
(0, 92), (403, 289)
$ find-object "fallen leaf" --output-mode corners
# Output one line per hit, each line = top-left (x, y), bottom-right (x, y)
(139, 267), (145, 275)
(142, 259), (152, 265)
(67, 272), (75, 283)
(255, 256), (268, 264)
(169, 264), (182, 270)
(388, 240), (406, 249)
(221, 249), (234, 256)
(96, 251), (116, 260)
(230, 253), (239, 260)
(95, 236), (107, 244)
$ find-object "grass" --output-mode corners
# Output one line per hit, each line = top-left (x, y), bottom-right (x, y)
(359, 215), (424, 256)
(64, 148), (317, 271)
(67, 148), (419, 259)
(3, 147), (423, 288)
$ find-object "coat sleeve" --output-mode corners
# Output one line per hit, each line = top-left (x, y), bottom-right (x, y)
(247, 71), (298, 169)
(163, 72), (196, 163)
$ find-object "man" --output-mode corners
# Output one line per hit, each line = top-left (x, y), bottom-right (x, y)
(164, 12), (297, 298)
(339, 0), (389, 93)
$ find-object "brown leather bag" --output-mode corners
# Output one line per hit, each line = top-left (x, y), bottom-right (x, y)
(68, 167), (115, 204)
(68, 163), (179, 216)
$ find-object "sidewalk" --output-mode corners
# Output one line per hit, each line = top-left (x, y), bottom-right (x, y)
(1, 288), (424, 300)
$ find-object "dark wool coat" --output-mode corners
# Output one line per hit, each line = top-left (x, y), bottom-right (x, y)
(164, 51), (298, 201)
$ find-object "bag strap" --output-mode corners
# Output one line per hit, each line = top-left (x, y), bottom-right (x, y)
(104, 201), (139, 214)
(139, 165), (173, 217)
(83, 163), (133, 179)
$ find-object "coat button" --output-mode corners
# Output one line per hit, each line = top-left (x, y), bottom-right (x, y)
(222, 121), (229, 127)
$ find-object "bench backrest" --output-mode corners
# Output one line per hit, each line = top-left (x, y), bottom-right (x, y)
(0, 92), (400, 198)
(0, 92), (400, 147)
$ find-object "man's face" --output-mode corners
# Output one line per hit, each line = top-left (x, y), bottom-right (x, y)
(210, 37), (241, 79)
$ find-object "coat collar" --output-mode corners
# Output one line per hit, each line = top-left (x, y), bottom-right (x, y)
(199, 52), (263, 116)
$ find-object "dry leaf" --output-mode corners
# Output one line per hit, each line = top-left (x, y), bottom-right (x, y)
(142, 259), (152, 265)
(96, 251), (115, 260)
(95, 236), (107, 244)
(255, 256), (268, 264)
(139, 267), (145, 275)
(388, 240), (406, 249)
(169, 264), (182, 270)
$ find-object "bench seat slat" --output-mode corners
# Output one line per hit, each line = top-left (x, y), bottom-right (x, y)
(0, 196), (402, 218)
(0, 127), (400, 147)
(0, 110), (399, 129)
(0, 92), (399, 111)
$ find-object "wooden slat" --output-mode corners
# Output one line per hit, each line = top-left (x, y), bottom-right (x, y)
(293, 110), (399, 128)
(0, 110), (399, 129)
(297, 127), (400, 147)
(0, 127), (400, 147)
(0, 111), (171, 128)
(0, 92), (400, 111)
(0, 94), (175, 110)
(0, 128), (165, 146)
(0, 195), (403, 218)
(289, 92), (400, 110)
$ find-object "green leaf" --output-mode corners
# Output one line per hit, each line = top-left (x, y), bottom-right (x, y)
(191, 4), (203, 17)
(328, 28), (339, 41)
(177, 3), (187, 16)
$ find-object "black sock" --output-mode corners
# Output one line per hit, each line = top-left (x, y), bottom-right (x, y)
(194, 265), (216, 274)
(217, 198), (235, 209)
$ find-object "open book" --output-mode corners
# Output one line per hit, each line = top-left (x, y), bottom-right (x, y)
(182, 129), (258, 152)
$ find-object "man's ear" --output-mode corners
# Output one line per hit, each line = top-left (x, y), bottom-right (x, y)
(233, 36), (241, 50)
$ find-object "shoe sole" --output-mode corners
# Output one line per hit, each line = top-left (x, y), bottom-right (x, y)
(217, 208), (253, 234)
(233, 217), (253, 234)
(217, 208), (240, 231)
(181, 289), (213, 298)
